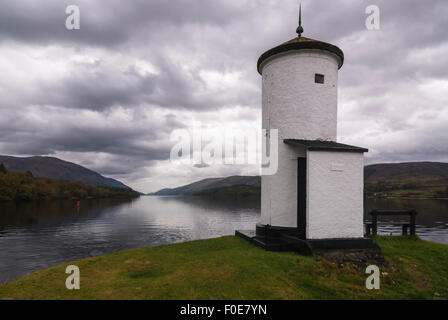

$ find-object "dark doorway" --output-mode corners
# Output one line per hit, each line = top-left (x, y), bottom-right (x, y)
(297, 157), (307, 239)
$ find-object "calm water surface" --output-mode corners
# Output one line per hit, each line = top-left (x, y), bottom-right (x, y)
(364, 198), (448, 244)
(0, 196), (447, 284)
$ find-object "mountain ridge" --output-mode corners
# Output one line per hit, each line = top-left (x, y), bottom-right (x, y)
(364, 161), (448, 181)
(150, 162), (448, 197)
(0, 155), (132, 190)
(150, 175), (260, 196)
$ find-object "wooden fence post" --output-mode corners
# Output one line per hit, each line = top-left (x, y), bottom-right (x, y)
(371, 210), (378, 236)
(410, 210), (417, 235)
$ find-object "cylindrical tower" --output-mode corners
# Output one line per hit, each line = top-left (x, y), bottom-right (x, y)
(236, 12), (379, 257)
(259, 37), (344, 141)
(259, 34), (344, 231)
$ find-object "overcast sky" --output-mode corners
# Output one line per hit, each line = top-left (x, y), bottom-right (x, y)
(0, 0), (447, 192)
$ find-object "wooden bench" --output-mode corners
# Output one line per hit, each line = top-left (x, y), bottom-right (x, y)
(365, 210), (418, 236)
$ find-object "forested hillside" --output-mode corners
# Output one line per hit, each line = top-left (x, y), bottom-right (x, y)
(151, 162), (448, 199)
(0, 155), (130, 189)
(0, 164), (139, 202)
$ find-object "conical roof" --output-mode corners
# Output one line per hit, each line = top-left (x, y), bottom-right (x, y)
(257, 36), (344, 74)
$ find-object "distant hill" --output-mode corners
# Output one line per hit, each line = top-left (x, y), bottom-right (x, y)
(364, 162), (448, 181)
(364, 162), (448, 198)
(0, 155), (131, 189)
(151, 162), (448, 199)
(150, 176), (260, 196)
(0, 164), (140, 201)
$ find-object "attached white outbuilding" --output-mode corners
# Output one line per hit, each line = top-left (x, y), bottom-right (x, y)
(237, 19), (382, 256)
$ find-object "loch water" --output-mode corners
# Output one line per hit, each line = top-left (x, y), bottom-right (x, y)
(0, 196), (447, 284)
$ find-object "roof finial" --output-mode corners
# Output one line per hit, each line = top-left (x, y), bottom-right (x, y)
(296, 2), (303, 37)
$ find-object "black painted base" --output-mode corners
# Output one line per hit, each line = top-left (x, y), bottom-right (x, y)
(236, 223), (385, 265)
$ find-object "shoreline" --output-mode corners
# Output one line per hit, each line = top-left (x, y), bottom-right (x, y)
(0, 235), (447, 300)
(0, 194), (140, 203)
(367, 196), (448, 200)
(151, 194), (448, 201)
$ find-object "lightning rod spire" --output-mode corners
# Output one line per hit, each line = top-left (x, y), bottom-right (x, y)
(296, 2), (303, 37)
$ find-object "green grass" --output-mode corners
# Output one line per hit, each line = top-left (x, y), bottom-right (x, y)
(0, 236), (447, 300)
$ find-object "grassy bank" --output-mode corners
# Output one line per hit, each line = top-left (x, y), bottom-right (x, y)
(0, 236), (447, 300)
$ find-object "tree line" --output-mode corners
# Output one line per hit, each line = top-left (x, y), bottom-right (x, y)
(0, 163), (139, 202)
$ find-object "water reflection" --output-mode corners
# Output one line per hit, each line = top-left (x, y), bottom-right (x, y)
(0, 196), (446, 284)
(0, 196), (260, 284)
(0, 198), (136, 231)
(365, 198), (448, 243)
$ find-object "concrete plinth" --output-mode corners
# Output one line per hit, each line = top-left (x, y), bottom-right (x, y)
(236, 223), (384, 265)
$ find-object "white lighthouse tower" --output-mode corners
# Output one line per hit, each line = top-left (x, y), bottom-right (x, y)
(237, 8), (381, 256)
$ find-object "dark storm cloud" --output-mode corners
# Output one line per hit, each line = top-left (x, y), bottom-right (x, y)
(0, 0), (244, 47)
(30, 57), (257, 111)
(0, 0), (447, 191)
(0, 106), (178, 174)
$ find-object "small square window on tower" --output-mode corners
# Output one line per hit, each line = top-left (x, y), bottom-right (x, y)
(315, 73), (325, 84)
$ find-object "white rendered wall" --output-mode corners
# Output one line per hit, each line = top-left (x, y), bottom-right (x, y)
(260, 49), (340, 141)
(306, 151), (364, 239)
(260, 141), (305, 227)
(260, 49), (340, 228)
